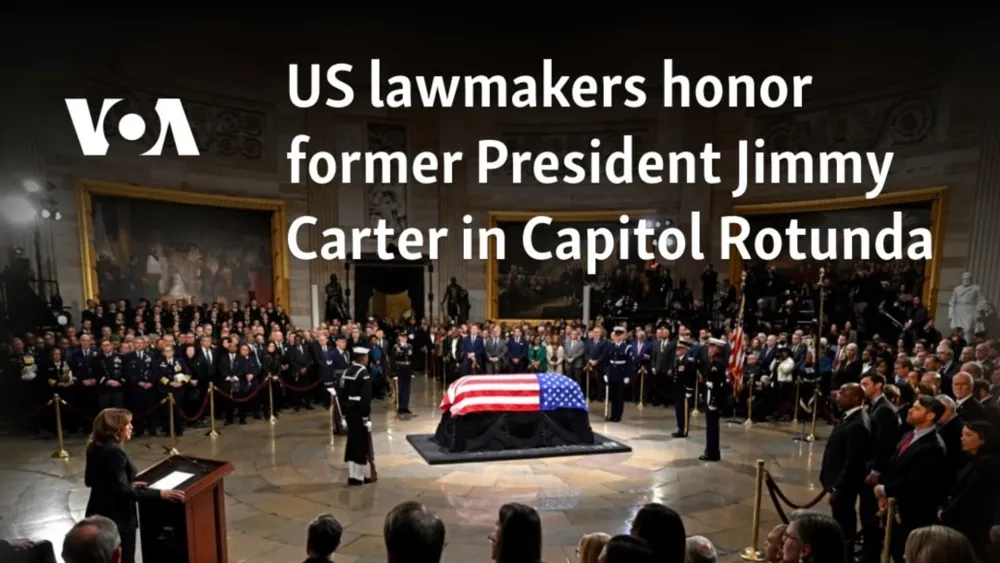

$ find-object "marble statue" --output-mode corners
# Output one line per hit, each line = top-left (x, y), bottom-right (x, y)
(948, 272), (992, 335)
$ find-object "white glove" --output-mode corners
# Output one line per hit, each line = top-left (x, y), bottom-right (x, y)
(364, 421), (372, 432)
(603, 375), (608, 383)
(706, 382), (714, 389)
(624, 378), (630, 385)
(340, 418), (347, 429)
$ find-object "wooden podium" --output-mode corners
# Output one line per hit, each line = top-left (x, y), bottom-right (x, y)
(136, 454), (234, 563)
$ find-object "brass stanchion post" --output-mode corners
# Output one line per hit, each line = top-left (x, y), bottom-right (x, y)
(393, 377), (399, 411)
(806, 386), (821, 442)
(744, 380), (755, 428)
(166, 393), (179, 455)
(585, 366), (591, 403)
(881, 498), (896, 563)
(637, 367), (646, 411)
(268, 378), (277, 424)
(792, 379), (801, 425)
(206, 383), (219, 438)
(740, 459), (766, 561)
(50, 394), (69, 459)
(692, 377), (701, 415)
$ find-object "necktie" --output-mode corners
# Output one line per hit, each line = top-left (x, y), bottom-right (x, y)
(207, 349), (212, 364)
(897, 433), (915, 455)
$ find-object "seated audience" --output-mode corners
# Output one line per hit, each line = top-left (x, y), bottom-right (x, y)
(62, 515), (122, 563)
(629, 502), (686, 561)
(780, 510), (846, 563)
(904, 525), (977, 563)
(764, 524), (787, 562)
(601, 535), (655, 563)
(383, 501), (446, 563)
(491, 502), (542, 563)
(576, 532), (610, 563)
(305, 513), (343, 562)
(685, 535), (717, 563)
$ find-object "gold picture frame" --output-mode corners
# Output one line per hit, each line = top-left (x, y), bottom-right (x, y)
(728, 186), (948, 312)
(485, 209), (655, 325)
(76, 179), (290, 309)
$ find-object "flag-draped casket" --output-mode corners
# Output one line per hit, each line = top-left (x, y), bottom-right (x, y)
(434, 373), (594, 453)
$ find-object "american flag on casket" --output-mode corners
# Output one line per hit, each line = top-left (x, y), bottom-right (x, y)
(440, 373), (589, 416)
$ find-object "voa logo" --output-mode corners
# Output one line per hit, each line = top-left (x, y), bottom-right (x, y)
(64, 98), (200, 156)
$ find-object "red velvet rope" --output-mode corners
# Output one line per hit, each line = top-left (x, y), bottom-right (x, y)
(763, 470), (828, 524)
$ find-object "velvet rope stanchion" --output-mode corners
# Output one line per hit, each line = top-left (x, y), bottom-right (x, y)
(881, 498), (896, 563)
(740, 459), (766, 561)
(166, 393), (180, 455)
(584, 364), (592, 403)
(762, 470), (829, 524)
(637, 366), (647, 411)
(392, 377), (399, 411)
(50, 395), (68, 459)
(268, 378), (278, 424)
(207, 383), (219, 438)
(744, 379), (756, 428)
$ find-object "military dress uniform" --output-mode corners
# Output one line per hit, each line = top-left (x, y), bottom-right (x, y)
(341, 347), (373, 485)
(671, 340), (697, 438)
(606, 328), (634, 422)
(94, 352), (125, 409)
(392, 337), (414, 415)
(701, 338), (728, 462)
(125, 349), (159, 436)
(155, 355), (190, 436)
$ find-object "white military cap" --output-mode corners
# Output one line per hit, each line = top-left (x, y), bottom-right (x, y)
(708, 338), (726, 346)
(612, 326), (626, 333)
(352, 346), (370, 354)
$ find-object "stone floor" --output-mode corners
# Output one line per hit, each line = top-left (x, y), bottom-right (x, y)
(0, 377), (833, 562)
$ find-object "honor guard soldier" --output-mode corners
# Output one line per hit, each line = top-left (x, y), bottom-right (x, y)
(155, 344), (190, 436)
(391, 332), (414, 415)
(701, 338), (728, 462)
(125, 340), (159, 436)
(94, 339), (125, 409)
(671, 339), (697, 438)
(341, 347), (374, 486)
(329, 336), (350, 434)
(605, 327), (634, 422)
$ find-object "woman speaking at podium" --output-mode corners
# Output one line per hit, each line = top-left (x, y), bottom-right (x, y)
(84, 408), (185, 563)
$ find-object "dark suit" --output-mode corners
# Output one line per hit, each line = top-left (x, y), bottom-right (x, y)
(940, 452), (1000, 556)
(820, 408), (871, 540)
(650, 339), (674, 405)
(938, 417), (966, 484)
(84, 440), (158, 563)
(460, 335), (485, 375)
(484, 336), (508, 374)
(860, 395), (900, 562)
(879, 429), (950, 562)
(956, 395), (986, 423)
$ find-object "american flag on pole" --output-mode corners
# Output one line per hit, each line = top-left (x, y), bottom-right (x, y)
(728, 325), (746, 392)
(440, 373), (589, 416)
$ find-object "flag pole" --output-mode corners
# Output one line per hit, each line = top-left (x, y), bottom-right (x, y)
(728, 271), (748, 425)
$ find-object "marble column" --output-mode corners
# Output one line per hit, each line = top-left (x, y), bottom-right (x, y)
(967, 120), (1000, 307)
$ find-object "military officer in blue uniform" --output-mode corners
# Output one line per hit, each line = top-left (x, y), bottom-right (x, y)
(125, 339), (159, 436)
(701, 338), (728, 462)
(93, 339), (125, 409)
(671, 339), (697, 438)
(605, 327), (634, 422)
(155, 344), (189, 436)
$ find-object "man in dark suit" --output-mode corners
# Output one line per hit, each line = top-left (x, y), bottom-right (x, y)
(936, 395), (966, 483)
(953, 372), (986, 422)
(650, 327), (674, 406)
(860, 373), (900, 563)
(874, 395), (950, 562)
(460, 324), (485, 375)
(484, 325), (508, 374)
(284, 332), (314, 410)
(972, 379), (1000, 428)
(820, 383), (871, 543)
(217, 337), (245, 424)
(563, 328), (586, 389)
